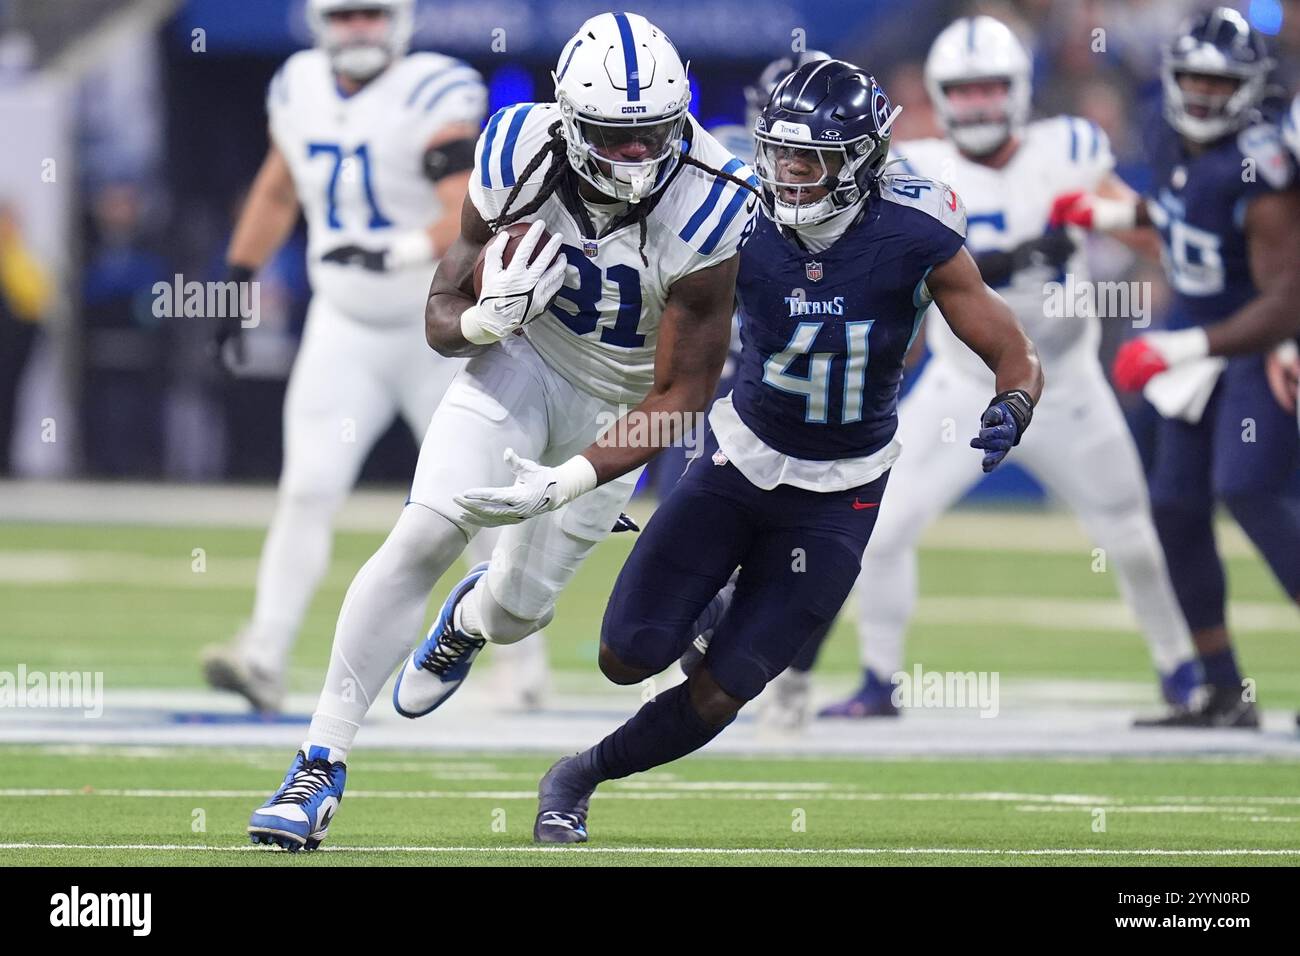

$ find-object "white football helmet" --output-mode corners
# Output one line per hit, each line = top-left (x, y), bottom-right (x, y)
(924, 16), (1031, 157)
(552, 12), (691, 204)
(307, 0), (413, 81)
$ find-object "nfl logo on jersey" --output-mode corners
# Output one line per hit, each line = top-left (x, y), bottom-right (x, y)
(582, 240), (599, 258)
(806, 261), (824, 282)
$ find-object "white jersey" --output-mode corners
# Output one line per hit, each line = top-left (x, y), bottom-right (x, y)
(895, 116), (1114, 381)
(469, 103), (756, 405)
(268, 50), (487, 324)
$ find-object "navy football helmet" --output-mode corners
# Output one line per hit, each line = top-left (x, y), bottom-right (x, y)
(1162, 6), (1274, 143)
(754, 59), (899, 228)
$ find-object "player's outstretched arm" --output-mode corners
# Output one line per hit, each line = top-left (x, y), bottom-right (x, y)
(1209, 190), (1300, 355)
(1113, 190), (1300, 396)
(214, 140), (299, 368)
(420, 123), (479, 262)
(929, 247), (1044, 472)
(580, 254), (739, 483)
(227, 141), (299, 274)
(929, 247), (1043, 401)
(424, 193), (496, 358)
(451, 254), (738, 527)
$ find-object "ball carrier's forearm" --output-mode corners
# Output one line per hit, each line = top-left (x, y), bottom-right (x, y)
(425, 195), (496, 357)
(577, 257), (737, 484)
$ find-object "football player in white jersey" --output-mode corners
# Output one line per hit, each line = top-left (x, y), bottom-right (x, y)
(200, 0), (522, 713)
(247, 11), (757, 851)
(762, 16), (1202, 729)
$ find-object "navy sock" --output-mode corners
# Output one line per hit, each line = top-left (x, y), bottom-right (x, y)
(570, 681), (731, 789)
(1199, 647), (1242, 690)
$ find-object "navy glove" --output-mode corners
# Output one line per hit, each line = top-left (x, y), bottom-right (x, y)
(970, 389), (1034, 473)
(210, 263), (254, 373)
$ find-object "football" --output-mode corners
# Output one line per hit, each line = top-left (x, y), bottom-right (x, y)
(472, 221), (558, 298)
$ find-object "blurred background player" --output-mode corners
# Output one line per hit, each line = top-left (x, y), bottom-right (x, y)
(248, 12), (754, 850)
(200, 0), (547, 714)
(532, 59), (1043, 844)
(1063, 8), (1300, 728)
(1112, 89), (1300, 429)
(762, 15), (1202, 731)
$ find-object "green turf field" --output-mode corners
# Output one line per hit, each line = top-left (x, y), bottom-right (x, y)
(2, 518), (1296, 701)
(2, 747), (1298, 866)
(1, 513), (1297, 866)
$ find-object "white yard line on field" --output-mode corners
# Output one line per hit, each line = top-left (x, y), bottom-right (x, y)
(3, 788), (1299, 809)
(0, 842), (1296, 856)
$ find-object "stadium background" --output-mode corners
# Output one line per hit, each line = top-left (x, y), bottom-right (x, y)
(0, 0), (1298, 867)
(6, 0), (1298, 493)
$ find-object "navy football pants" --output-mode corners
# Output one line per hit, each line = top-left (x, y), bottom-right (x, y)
(1147, 355), (1300, 630)
(602, 454), (889, 701)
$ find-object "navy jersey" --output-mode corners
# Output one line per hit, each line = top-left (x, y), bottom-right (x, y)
(731, 174), (967, 461)
(1144, 118), (1294, 326)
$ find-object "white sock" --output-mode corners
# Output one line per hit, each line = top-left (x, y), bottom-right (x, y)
(858, 543), (917, 679)
(1088, 508), (1196, 674)
(242, 491), (339, 675)
(304, 505), (467, 758)
(455, 586), (484, 638)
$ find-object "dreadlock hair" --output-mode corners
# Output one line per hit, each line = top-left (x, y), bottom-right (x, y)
(488, 119), (761, 267)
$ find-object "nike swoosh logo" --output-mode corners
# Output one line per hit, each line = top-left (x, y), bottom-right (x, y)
(851, 499), (878, 510)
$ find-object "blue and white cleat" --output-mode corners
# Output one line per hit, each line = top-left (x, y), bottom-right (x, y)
(393, 561), (489, 718)
(248, 747), (346, 851)
(533, 756), (593, 844)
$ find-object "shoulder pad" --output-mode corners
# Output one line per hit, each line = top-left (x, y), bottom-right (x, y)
(1238, 123), (1293, 190)
(670, 124), (759, 256)
(477, 103), (560, 191)
(879, 173), (967, 239)
(400, 53), (483, 114)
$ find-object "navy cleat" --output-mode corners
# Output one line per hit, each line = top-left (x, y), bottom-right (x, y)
(248, 747), (346, 851)
(533, 756), (593, 844)
(1134, 683), (1260, 729)
(817, 668), (900, 719)
(393, 561), (489, 718)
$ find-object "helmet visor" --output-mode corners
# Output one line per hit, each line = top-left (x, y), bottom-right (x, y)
(754, 134), (846, 206)
(577, 114), (683, 165)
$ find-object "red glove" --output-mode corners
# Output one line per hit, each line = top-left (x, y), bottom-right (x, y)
(1112, 328), (1211, 391)
(1048, 191), (1093, 229)
(1112, 338), (1168, 391)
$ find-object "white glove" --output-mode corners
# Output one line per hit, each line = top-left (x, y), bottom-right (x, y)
(460, 221), (569, 345)
(454, 449), (598, 527)
(386, 229), (435, 269)
(1145, 327), (1211, 366)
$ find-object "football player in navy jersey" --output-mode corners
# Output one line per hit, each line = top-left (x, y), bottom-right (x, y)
(1112, 90), (1300, 427)
(530, 59), (1043, 844)
(1056, 9), (1300, 728)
